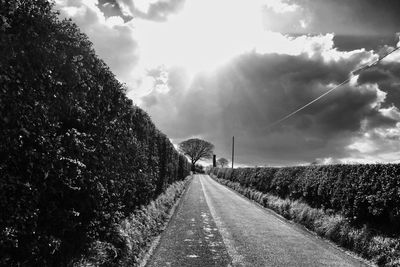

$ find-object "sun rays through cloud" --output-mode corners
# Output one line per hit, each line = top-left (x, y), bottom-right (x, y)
(55, 0), (400, 166)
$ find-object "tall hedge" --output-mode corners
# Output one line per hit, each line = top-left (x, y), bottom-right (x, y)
(0, 1), (190, 265)
(212, 164), (400, 232)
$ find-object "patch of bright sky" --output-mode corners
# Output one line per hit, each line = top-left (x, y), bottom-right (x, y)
(134, 0), (265, 74)
(129, 0), (308, 97)
(130, 0), (384, 99)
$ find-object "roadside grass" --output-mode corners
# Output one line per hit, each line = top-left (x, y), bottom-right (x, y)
(212, 176), (400, 267)
(74, 177), (192, 267)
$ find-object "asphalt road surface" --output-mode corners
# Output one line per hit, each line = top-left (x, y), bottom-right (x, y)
(146, 175), (369, 267)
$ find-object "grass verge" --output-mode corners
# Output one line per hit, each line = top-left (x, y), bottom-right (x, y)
(211, 175), (400, 267)
(74, 176), (192, 267)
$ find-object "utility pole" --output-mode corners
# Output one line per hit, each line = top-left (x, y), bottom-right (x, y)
(213, 154), (216, 167)
(231, 136), (234, 169)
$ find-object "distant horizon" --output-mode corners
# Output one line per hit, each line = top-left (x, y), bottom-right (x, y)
(201, 160), (400, 169)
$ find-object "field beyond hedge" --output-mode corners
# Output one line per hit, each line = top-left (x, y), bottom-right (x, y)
(211, 165), (400, 234)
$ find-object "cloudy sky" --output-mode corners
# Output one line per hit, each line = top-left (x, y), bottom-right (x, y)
(55, 0), (400, 166)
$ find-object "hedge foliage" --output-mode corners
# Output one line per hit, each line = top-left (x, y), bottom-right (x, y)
(211, 164), (400, 232)
(77, 178), (191, 266)
(0, 1), (190, 265)
(212, 177), (400, 266)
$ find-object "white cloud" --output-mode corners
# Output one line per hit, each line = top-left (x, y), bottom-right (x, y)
(263, 0), (299, 13)
(347, 139), (377, 154)
(105, 15), (124, 27)
(379, 105), (400, 121)
(377, 36), (400, 63)
(367, 84), (386, 109)
(346, 121), (400, 163)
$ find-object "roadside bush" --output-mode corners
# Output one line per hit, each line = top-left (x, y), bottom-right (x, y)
(212, 176), (400, 266)
(270, 167), (301, 197)
(75, 178), (191, 266)
(212, 164), (400, 233)
(0, 1), (190, 265)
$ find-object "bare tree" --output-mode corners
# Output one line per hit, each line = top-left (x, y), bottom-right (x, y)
(179, 138), (214, 171)
(217, 158), (229, 168)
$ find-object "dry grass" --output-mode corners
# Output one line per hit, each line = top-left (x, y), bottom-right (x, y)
(75, 177), (191, 267)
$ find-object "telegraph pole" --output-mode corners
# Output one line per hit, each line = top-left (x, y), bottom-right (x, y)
(231, 136), (234, 169)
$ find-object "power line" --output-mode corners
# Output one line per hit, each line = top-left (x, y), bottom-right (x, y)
(378, 45), (400, 61)
(266, 46), (400, 129)
(268, 78), (350, 128)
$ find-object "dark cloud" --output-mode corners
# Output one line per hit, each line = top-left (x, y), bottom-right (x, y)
(96, 0), (185, 22)
(333, 35), (398, 52)
(97, 0), (133, 22)
(263, 0), (400, 51)
(141, 50), (399, 166)
(291, 0), (400, 35)
(358, 61), (400, 107)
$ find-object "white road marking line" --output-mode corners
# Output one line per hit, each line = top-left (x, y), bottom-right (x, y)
(199, 175), (245, 267)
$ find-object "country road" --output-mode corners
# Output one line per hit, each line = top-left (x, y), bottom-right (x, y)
(146, 175), (369, 267)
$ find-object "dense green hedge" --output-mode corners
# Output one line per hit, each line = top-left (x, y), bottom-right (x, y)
(78, 177), (191, 266)
(211, 165), (400, 232)
(0, 1), (190, 265)
(212, 176), (400, 267)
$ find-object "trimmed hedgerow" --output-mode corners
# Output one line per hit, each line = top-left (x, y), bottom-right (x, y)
(74, 177), (191, 266)
(211, 176), (400, 266)
(0, 1), (190, 265)
(212, 164), (400, 232)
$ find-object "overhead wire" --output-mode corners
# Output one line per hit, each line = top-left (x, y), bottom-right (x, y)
(268, 78), (350, 128)
(266, 45), (400, 129)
